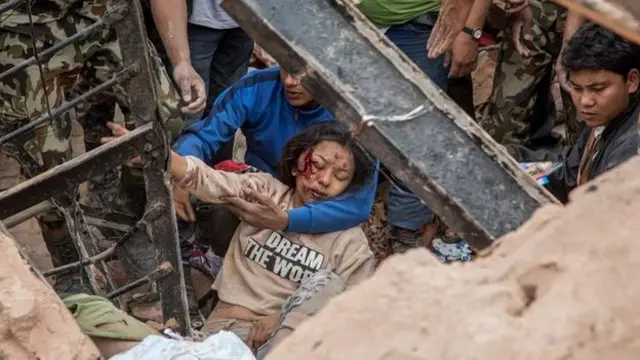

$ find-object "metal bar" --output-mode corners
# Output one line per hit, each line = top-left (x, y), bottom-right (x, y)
(54, 200), (103, 294)
(222, 0), (559, 249)
(0, 122), (153, 219)
(114, 0), (190, 334)
(2, 200), (53, 229)
(84, 216), (133, 233)
(553, 0), (640, 46)
(80, 204), (138, 229)
(2, 141), (46, 178)
(107, 261), (173, 299)
(0, 66), (137, 146)
(0, 0), (25, 14)
(0, 6), (128, 84)
(41, 232), (117, 277)
(41, 206), (146, 278)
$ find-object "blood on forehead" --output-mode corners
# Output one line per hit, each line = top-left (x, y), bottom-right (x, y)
(297, 148), (315, 178)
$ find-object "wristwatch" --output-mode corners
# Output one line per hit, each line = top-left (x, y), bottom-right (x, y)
(463, 27), (483, 41)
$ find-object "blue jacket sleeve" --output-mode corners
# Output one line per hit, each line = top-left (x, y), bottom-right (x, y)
(172, 85), (250, 163)
(286, 161), (379, 233)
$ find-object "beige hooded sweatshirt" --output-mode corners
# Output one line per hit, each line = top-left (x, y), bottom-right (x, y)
(175, 156), (375, 318)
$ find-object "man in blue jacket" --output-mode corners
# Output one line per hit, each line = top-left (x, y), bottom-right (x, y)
(172, 66), (378, 239)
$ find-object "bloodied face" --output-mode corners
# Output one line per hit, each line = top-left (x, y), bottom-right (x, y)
(291, 141), (356, 205)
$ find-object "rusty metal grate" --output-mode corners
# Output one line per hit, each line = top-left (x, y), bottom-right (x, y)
(0, 0), (190, 335)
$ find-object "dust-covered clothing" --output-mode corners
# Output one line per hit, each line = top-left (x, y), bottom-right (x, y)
(0, 0), (185, 206)
(63, 294), (159, 341)
(175, 156), (375, 316)
(507, 94), (640, 203)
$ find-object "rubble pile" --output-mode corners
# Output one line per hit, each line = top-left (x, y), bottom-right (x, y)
(268, 157), (640, 360)
(0, 227), (100, 360)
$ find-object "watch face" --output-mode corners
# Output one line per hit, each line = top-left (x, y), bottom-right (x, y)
(473, 29), (482, 39)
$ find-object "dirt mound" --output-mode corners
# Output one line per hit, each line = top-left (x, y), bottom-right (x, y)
(0, 226), (100, 360)
(268, 157), (640, 360)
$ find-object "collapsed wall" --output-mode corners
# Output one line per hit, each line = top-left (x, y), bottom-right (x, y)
(0, 225), (101, 360)
(268, 156), (640, 360)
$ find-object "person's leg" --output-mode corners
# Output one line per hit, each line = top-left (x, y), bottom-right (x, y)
(207, 27), (253, 109)
(206, 27), (253, 164)
(447, 76), (476, 120)
(63, 293), (159, 358)
(201, 317), (254, 341)
(478, 0), (561, 146)
(383, 14), (449, 253)
(256, 270), (346, 359)
(186, 23), (225, 123)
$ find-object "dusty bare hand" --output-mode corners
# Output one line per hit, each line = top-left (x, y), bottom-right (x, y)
(447, 34), (479, 78)
(173, 61), (206, 115)
(427, 0), (473, 59)
(510, 5), (533, 58)
(100, 122), (142, 165)
(222, 190), (289, 231)
(247, 313), (280, 350)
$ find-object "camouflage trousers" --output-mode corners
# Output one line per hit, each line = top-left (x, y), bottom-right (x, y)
(478, 0), (581, 146)
(0, 1), (184, 271)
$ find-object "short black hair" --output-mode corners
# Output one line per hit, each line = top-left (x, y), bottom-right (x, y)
(562, 23), (640, 79)
(278, 121), (374, 194)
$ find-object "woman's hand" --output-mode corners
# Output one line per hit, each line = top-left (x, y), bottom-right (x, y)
(248, 313), (281, 349)
(222, 190), (289, 231)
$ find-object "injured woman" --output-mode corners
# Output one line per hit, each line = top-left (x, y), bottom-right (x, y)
(96, 121), (376, 358)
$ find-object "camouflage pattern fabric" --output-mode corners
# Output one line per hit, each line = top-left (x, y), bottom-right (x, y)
(0, 0), (185, 215)
(478, 0), (581, 145)
(0, 0), (185, 275)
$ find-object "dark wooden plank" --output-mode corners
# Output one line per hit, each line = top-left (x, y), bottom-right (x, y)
(0, 123), (152, 219)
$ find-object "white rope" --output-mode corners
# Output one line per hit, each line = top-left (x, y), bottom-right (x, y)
(362, 104), (427, 122)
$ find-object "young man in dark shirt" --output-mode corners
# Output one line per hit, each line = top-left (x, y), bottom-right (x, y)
(508, 23), (640, 203)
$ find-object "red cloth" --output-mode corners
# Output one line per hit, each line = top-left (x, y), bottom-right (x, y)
(213, 160), (249, 173)
(479, 32), (497, 47)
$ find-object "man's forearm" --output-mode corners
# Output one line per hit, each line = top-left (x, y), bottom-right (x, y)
(464, 0), (493, 30)
(562, 11), (585, 42)
(149, 0), (191, 66)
